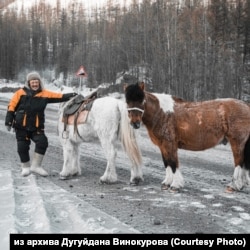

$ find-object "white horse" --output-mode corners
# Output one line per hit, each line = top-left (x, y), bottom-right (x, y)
(57, 95), (144, 185)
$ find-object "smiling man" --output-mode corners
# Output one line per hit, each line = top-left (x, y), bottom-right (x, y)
(5, 71), (77, 177)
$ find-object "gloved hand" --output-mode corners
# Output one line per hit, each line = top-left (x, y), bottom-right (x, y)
(63, 92), (78, 100)
(6, 125), (11, 131)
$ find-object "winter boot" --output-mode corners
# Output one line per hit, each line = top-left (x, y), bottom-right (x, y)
(21, 162), (31, 177)
(30, 153), (48, 177)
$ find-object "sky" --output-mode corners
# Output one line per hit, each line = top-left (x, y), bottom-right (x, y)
(6, 0), (136, 11)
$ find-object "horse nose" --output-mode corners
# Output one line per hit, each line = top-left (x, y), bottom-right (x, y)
(131, 121), (141, 129)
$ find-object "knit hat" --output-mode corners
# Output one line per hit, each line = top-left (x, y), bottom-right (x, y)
(25, 71), (44, 89)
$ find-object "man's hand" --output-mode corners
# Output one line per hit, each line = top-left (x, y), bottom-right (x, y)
(62, 92), (78, 100)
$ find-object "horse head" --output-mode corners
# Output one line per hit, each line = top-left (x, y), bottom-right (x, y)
(124, 82), (146, 129)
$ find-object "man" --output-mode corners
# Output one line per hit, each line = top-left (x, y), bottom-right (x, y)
(5, 71), (77, 177)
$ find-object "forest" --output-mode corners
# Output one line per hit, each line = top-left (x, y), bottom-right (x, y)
(0, 0), (249, 101)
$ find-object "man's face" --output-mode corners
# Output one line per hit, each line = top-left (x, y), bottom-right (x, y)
(29, 79), (40, 91)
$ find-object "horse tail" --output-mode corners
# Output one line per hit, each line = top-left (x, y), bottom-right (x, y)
(244, 136), (250, 170)
(118, 101), (142, 167)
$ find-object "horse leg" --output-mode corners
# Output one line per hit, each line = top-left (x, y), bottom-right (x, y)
(161, 165), (184, 192)
(244, 137), (250, 186)
(60, 139), (81, 179)
(227, 138), (248, 192)
(246, 170), (250, 186)
(99, 137), (118, 184)
(227, 166), (249, 192)
(160, 147), (184, 191)
(130, 162), (144, 186)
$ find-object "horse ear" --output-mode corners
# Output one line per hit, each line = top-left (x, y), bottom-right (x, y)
(139, 82), (145, 91)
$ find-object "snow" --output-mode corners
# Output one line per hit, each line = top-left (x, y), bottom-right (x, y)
(0, 169), (140, 249)
(0, 170), (16, 249)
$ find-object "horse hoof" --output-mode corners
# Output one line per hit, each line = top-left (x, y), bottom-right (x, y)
(99, 179), (106, 185)
(130, 181), (139, 186)
(99, 179), (116, 185)
(130, 177), (142, 186)
(225, 186), (235, 193)
(169, 187), (180, 193)
(161, 184), (170, 190)
(59, 175), (68, 180)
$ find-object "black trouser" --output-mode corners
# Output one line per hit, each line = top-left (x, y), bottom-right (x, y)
(15, 129), (48, 163)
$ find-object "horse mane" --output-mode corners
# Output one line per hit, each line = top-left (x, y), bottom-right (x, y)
(125, 82), (145, 103)
(125, 82), (186, 105)
(172, 96), (185, 103)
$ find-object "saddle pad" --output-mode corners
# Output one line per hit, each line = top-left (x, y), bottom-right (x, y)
(62, 110), (89, 125)
(63, 94), (85, 116)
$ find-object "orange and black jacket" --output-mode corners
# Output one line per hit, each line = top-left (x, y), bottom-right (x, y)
(5, 86), (76, 131)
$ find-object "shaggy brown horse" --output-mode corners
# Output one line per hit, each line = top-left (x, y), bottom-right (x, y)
(124, 82), (250, 192)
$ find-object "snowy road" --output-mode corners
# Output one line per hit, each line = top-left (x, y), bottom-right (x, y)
(1, 97), (250, 249)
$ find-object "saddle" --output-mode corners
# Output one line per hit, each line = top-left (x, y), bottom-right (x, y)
(62, 91), (98, 139)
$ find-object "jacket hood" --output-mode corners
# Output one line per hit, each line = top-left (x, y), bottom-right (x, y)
(25, 72), (45, 90)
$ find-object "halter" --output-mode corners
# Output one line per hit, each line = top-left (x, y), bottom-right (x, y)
(127, 107), (144, 114)
(127, 99), (146, 115)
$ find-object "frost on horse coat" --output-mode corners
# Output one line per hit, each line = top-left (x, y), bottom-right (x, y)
(57, 95), (143, 185)
(125, 82), (250, 192)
